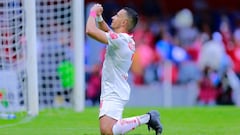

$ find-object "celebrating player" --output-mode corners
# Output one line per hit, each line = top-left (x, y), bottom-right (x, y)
(86, 3), (163, 135)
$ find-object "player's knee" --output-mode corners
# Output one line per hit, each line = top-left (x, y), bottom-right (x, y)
(100, 124), (113, 135)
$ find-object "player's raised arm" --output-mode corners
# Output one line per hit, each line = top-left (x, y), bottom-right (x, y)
(86, 4), (108, 44)
(97, 15), (111, 32)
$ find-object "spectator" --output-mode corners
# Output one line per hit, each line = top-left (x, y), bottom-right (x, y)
(86, 64), (101, 106)
(197, 66), (220, 106)
(228, 29), (240, 79)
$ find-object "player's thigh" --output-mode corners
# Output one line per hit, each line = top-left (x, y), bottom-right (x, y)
(99, 115), (117, 134)
(99, 99), (127, 120)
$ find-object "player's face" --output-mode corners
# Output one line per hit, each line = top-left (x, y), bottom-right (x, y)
(111, 9), (128, 30)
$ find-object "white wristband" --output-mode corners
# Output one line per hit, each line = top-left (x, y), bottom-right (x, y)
(96, 15), (103, 22)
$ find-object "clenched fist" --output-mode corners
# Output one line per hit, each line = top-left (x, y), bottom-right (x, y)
(90, 3), (103, 16)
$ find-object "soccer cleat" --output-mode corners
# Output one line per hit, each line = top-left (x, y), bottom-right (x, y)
(147, 110), (163, 135)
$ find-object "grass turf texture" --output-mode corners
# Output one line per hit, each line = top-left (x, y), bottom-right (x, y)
(0, 106), (239, 135)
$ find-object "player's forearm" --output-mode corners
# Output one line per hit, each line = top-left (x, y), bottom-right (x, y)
(98, 20), (110, 32)
(86, 12), (98, 37)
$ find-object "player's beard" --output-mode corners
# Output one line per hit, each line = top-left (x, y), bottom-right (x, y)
(111, 22), (120, 31)
(110, 19), (118, 30)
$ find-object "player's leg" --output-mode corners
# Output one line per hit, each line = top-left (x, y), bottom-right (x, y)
(99, 99), (126, 135)
(112, 113), (150, 134)
(99, 100), (163, 134)
(99, 99), (148, 134)
(99, 115), (117, 135)
(112, 110), (163, 135)
(99, 114), (148, 135)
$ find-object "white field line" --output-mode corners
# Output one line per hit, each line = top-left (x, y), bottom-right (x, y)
(0, 116), (35, 129)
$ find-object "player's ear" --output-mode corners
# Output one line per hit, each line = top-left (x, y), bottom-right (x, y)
(121, 19), (128, 28)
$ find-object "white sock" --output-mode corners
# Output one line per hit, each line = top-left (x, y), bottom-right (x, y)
(112, 114), (150, 135)
(138, 114), (150, 124)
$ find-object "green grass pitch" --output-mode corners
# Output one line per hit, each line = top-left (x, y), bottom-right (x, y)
(0, 106), (239, 135)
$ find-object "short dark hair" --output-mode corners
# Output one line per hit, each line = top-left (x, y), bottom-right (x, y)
(123, 7), (138, 32)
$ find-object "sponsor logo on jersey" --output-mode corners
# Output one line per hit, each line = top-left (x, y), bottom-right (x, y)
(109, 32), (118, 39)
(128, 42), (135, 51)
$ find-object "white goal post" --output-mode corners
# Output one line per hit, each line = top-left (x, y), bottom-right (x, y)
(72, 0), (85, 112)
(24, 0), (39, 116)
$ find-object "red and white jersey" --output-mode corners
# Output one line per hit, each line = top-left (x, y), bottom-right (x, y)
(101, 31), (135, 101)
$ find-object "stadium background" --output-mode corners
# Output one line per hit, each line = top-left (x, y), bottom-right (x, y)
(84, 0), (240, 107)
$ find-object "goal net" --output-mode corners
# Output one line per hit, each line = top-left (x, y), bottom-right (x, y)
(0, 0), (85, 115)
(36, 0), (74, 108)
(0, 0), (26, 113)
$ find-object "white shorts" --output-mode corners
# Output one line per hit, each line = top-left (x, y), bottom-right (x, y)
(99, 99), (128, 120)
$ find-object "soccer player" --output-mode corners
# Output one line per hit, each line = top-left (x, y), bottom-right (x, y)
(86, 3), (163, 135)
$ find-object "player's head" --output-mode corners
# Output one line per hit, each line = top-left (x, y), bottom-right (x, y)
(111, 7), (138, 33)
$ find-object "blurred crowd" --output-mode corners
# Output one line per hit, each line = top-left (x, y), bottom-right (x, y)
(84, 0), (240, 106)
